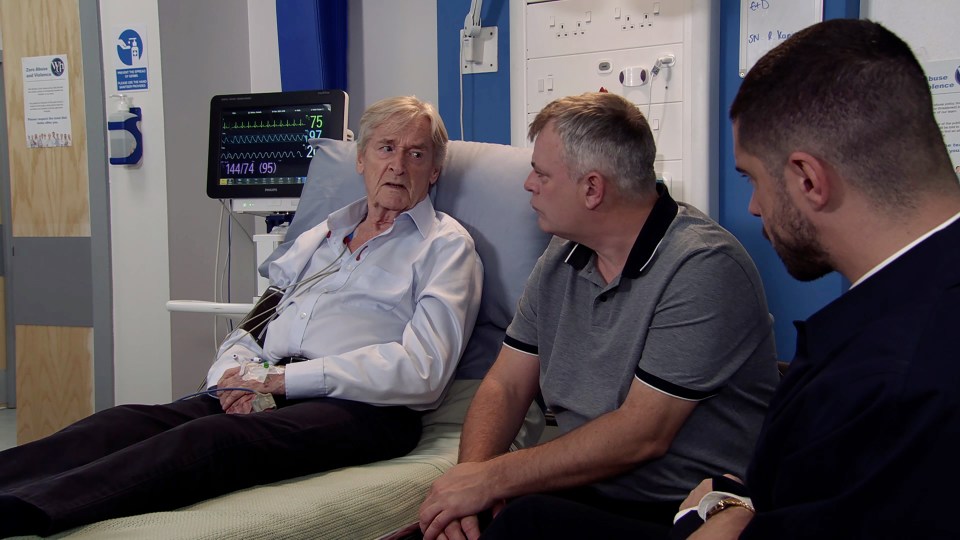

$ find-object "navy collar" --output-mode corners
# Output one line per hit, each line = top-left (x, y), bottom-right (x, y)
(565, 183), (679, 279)
(800, 217), (960, 363)
(766, 218), (960, 427)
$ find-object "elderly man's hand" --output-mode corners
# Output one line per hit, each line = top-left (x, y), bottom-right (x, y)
(419, 462), (499, 540)
(216, 367), (285, 414)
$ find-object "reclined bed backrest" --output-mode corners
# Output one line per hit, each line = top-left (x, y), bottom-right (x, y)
(260, 139), (551, 379)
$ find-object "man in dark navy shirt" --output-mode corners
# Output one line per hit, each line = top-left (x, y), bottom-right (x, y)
(678, 19), (960, 539)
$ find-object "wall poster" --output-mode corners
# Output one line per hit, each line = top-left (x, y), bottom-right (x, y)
(925, 59), (960, 179)
(22, 54), (73, 148)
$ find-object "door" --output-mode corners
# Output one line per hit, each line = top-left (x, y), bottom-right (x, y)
(0, 0), (112, 444)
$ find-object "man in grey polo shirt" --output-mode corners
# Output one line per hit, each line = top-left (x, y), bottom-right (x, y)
(418, 92), (778, 540)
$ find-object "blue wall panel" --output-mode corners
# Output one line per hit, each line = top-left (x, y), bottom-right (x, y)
(437, 1), (512, 143)
(276, 0), (348, 92)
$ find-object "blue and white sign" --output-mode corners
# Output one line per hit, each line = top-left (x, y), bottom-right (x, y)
(112, 25), (149, 92)
(924, 59), (960, 178)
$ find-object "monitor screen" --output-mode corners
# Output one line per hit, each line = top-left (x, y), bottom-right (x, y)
(206, 89), (348, 202)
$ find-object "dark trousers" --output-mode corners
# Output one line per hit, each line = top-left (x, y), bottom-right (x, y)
(481, 487), (677, 539)
(0, 395), (422, 536)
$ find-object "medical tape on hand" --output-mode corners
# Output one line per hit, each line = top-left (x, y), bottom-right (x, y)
(238, 360), (285, 383)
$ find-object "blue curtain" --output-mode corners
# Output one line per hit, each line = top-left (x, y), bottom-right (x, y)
(276, 0), (348, 91)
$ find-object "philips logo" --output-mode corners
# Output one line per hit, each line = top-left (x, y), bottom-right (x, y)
(264, 188), (278, 192)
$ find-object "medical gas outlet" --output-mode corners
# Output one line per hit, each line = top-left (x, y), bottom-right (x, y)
(108, 94), (143, 166)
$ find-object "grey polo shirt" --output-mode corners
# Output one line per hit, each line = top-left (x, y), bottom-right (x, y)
(504, 185), (778, 503)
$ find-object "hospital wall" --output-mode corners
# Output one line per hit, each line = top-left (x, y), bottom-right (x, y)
(96, 0), (263, 409)
(432, 0), (960, 359)
(430, 0), (849, 361)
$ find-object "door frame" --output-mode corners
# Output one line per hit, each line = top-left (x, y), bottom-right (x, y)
(0, 47), (15, 407)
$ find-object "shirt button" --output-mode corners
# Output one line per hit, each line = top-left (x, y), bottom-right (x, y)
(300, 312), (307, 319)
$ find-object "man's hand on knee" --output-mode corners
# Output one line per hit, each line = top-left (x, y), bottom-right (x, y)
(419, 463), (497, 540)
(435, 516), (481, 540)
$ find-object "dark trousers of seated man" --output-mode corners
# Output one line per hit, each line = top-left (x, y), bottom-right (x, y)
(480, 486), (677, 540)
(0, 395), (421, 537)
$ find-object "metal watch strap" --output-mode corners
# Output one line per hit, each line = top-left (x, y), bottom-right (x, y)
(705, 497), (755, 520)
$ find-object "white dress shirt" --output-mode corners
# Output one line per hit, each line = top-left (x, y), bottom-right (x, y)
(207, 196), (483, 410)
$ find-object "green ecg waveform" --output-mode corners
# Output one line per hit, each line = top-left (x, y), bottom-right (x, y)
(224, 118), (307, 129)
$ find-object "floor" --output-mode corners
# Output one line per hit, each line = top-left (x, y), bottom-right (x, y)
(0, 408), (15, 450)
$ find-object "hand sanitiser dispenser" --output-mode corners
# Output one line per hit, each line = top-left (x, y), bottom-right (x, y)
(108, 94), (143, 166)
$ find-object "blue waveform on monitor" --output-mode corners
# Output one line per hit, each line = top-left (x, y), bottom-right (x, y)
(222, 133), (306, 144)
(221, 150), (304, 160)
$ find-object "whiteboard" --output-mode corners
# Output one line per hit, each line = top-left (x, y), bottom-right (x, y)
(739, 0), (823, 77)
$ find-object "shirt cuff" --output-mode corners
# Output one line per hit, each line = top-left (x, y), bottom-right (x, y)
(283, 358), (328, 399)
(674, 506), (699, 524)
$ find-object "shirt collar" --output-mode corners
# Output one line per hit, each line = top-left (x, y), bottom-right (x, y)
(800, 215), (960, 364)
(850, 209), (960, 288)
(565, 183), (680, 279)
(327, 196), (437, 239)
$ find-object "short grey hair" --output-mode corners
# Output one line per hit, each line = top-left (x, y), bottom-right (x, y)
(357, 96), (449, 168)
(528, 92), (657, 199)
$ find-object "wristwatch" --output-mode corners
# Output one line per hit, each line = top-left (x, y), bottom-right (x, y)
(705, 497), (755, 520)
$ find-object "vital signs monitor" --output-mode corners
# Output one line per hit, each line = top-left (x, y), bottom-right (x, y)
(206, 89), (349, 213)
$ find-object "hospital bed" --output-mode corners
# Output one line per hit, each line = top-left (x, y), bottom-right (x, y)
(38, 139), (550, 539)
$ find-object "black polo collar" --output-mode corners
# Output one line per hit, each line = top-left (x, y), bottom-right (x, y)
(565, 183), (679, 279)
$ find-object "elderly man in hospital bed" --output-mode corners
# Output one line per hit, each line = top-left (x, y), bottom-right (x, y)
(0, 96), (482, 538)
